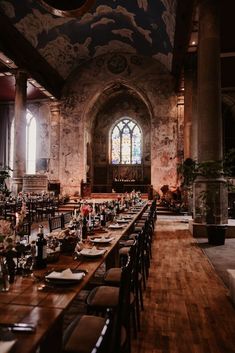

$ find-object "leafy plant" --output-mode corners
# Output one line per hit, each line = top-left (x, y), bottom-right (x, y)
(0, 165), (12, 196)
(197, 160), (223, 178)
(178, 158), (197, 187)
(196, 186), (221, 224)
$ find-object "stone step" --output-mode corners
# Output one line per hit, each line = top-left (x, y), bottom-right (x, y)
(91, 193), (148, 199)
(157, 209), (178, 216)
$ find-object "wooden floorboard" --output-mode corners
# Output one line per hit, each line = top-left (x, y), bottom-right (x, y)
(132, 220), (235, 353)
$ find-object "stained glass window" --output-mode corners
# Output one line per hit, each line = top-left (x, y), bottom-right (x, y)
(111, 118), (142, 164)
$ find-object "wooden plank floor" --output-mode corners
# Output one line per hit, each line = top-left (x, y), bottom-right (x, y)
(132, 219), (235, 353)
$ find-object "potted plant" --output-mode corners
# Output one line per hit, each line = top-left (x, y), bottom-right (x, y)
(0, 165), (12, 197)
(177, 158), (198, 213)
(195, 159), (229, 245)
(178, 151), (235, 244)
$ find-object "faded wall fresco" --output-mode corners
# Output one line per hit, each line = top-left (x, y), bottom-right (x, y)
(0, 0), (176, 78)
(57, 53), (179, 195)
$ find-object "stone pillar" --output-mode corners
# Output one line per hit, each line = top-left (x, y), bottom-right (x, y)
(184, 54), (198, 160)
(12, 70), (27, 195)
(193, 0), (228, 229)
(198, 0), (222, 162)
(49, 101), (60, 182)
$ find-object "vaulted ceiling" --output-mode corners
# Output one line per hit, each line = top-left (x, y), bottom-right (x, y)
(0, 0), (234, 102)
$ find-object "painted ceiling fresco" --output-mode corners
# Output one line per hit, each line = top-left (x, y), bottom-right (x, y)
(0, 0), (176, 79)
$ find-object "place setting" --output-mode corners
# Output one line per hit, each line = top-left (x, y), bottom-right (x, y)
(116, 218), (130, 224)
(108, 221), (125, 229)
(44, 268), (86, 286)
(78, 246), (107, 258)
(88, 235), (115, 244)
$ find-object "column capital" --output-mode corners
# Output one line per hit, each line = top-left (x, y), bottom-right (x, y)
(14, 69), (28, 80)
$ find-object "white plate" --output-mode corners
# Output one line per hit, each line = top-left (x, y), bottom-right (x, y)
(0, 340), (16, 353)
(108, 224), (125, 229)
(80, 248), (106, 257)
(90, 237), (114, 244)
(116, 219), (129, 223)
(123, 215), (133, 219)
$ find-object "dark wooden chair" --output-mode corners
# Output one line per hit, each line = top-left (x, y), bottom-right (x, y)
(21, 222), (31, 242)
(61, 212), (72, 228)
(63, 310), (112, 353)
(86, 253), (133, 353)
(48, 215), (63, 233)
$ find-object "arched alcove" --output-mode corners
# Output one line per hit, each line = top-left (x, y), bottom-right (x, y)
(88, 84), (152, 193)
(59, 53), (178, 196)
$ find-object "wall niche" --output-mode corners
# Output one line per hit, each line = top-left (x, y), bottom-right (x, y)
(91, 84), (151, 192)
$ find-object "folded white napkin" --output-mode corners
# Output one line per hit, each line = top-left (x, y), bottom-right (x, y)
(92, 237), (114, 243)
(109, 224), (124, 228)
(45, 268), (84, 280)
(80, 247), (106, 256)
(0, 340), (16, 353)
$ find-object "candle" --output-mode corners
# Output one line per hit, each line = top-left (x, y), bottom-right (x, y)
(88, 212), (92, 227)
(15, 212), (19, 226)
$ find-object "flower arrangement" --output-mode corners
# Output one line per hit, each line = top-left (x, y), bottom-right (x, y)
(80, 204), (91, 217)
(15, 202), (27, 236)
(0, 220), (12, 238)
(0, 220), (14, 252)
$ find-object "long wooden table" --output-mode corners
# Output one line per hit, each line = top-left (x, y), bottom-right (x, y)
(0, 203), (148, 353)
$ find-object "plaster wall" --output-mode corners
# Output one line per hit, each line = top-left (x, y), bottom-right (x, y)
(58, 53), (179, 195)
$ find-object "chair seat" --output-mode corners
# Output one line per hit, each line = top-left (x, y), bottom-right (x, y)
(119, 246), (131, 256)
(87, 286), (119, 308)
(105, 267), (142, 285)
(63, 315), (106, 353)
(119, 239), (135, 247)
(133, 226), (143, 233)
(104, 267), (121, 285)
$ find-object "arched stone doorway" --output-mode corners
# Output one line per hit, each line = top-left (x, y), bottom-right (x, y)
(88, 83), (152, 193)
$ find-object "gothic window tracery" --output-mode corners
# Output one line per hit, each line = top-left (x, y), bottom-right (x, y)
(111, 118), (142, 164)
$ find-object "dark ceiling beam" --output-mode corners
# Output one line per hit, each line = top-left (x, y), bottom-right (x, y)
(172, 0), (196, 91)
(0, 10), (64, 99)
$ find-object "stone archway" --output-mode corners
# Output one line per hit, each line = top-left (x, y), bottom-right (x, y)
(87, 83), (152, 193)
(59, 53), (178, 196)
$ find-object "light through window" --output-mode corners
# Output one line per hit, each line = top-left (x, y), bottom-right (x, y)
(111, 118), (142, 164)
(9, 119), (14, 174)
(26, 111), (36, 174)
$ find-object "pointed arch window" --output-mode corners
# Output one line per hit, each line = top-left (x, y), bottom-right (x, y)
(9, 119), (15, 174)
(111, 118), (142, 164)
(26, 111), (36, 174)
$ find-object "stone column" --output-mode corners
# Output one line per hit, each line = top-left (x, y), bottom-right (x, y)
(193, 0), (227, 229)
(197, 0), (222, 162)
(49, 101), (61, 182)
(12, 70), (27, 195)
(184, 53), (198, 160)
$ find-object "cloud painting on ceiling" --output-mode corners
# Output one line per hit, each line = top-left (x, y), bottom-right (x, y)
(0, 0), (176, 79)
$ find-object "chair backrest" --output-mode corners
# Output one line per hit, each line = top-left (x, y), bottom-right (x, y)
(22, 222), (31, 237)
(112, 252), (133, 353)
(48, 215), (62, 233)
(61, 212), (72, 228)
(91, 311), (113, 353)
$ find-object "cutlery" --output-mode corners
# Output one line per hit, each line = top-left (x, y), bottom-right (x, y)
(0, 323), (36, 333)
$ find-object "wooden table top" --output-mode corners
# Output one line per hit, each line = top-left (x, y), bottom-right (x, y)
(0, 203), (148, 353)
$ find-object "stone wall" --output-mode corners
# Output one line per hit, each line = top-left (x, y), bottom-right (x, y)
(58, 53), (179, 195)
